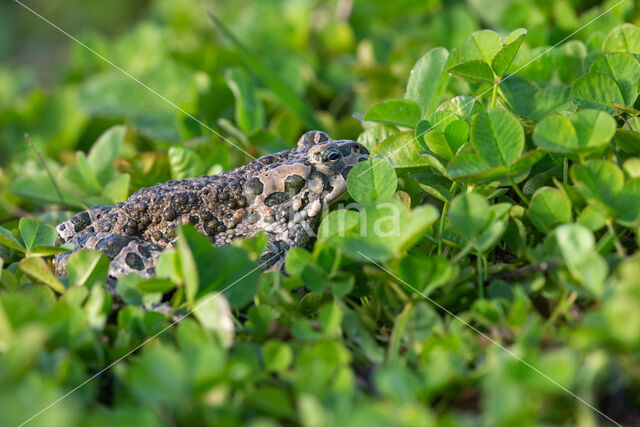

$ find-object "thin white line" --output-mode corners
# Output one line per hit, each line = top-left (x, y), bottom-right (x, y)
(356, 250), (622, 427)
(13, 0), (257, 160)
(358, 0), (625, 177)
(17, 252), (279, 427)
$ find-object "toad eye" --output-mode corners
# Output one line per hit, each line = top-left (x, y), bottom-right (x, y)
(321, 146), (343, 167)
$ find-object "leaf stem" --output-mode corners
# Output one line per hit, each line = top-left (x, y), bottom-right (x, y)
(477, 251), (484, 299)
(563, 157), (568, 184)
(438, 182), (458, 255)
(544, 290), (577, 329)
(508, 175), (530, 205)
(490, 81), (498, 108)
(452, 240), (474, 263)
(388, 301), (414, 363)
(606, 219), (626, 258)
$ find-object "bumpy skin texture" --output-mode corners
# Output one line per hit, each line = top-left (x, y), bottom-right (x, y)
(53, 131), (369, 279)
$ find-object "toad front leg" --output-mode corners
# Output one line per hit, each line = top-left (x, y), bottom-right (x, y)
(257, 221), (316, 272)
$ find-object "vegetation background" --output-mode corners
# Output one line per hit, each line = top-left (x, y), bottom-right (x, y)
(2, 0), (640, 425)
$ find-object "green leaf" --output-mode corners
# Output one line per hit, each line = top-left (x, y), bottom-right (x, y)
(533, 110), (616, 154)
(398, 254), (457, 296)
(19, 256), (66, 293)
(177, 226), (200, 306)
(529, 187), (572, 232)
(590, 52), (640, 105)
(12, 171), (75, 208)
(29, 245), (71, 257)
(193, 292), (234, 348)
(284, 248), (311, 276)
(209, 13), (322, 129)
(225, 67), (265, 134)
(602, 23), (640, 54)
(614, 129), (640, 153)
(449, 192), (490, 239)
(342, 200), (438, 261)
(446, 153), (507, 182)
(371, 132), (432, 169)
(76, 152), (101, 193)
(533, 115), (577, 155)
(623, 158), (640, 178)
(0, 226), (25, 252)
(555, 224), (595, 268)
(317, 210), (360, 241)
(263, 341), (293, 372)
(444, 120), (469, 152)
(528, 85), (574, 121)
(405, 47), (451, 115)
(423, 130), (455, 162)
(471, 109), (524, 168)
(449, 60), (495, 83)
(571, 72), (625, 113)
(168, 146), (205, 180)
(0, 227), (26, 252)
(137, 278), (176, 294)
(492, 28), (526, 76)
(461, 30), (502, 63)
(347, 159), (397, 205)
(435, 95), (482, 120)
(357, 125), (398, 153)
(509, 149), (547, 176)
(571, 160), (623, 213)
(420, 111), (458, 133)
(477, 217), (507, 252)
(102, 173), (130, 203)
(612, 178), (640, 225)
(178, 225), (259, 309)
(572, 109), (617, 148)
(66, 249), (110, 288)
(87, 126), (125, 185)
(364, 99), (421, 128)
(18, 218), (57, 252)
(318, 303), (342, 336)
(155, 249), (181, 283)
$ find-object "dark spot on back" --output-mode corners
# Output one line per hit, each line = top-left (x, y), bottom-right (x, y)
(125, 252), (144, 270)
(96, 235), (131, 259)
(70, 212), (91, 233)
(243, 178), (264, 204)
(138, 244), (152, 259)
(265, 192), (291, 207)
(284, 174), (306, 195)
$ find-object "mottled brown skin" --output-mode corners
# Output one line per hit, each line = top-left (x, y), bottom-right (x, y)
(53, 131), (368, 279)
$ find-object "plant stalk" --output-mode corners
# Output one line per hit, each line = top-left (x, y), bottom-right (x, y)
(490, 81), (499, 108)
(438, 182), (458, 255)
(606, 219), (626, 258)
(508, 176), (530, 205)
(477, 251), (484, 299)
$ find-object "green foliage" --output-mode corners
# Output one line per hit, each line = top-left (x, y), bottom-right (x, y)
(2, 1), (640, 426)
